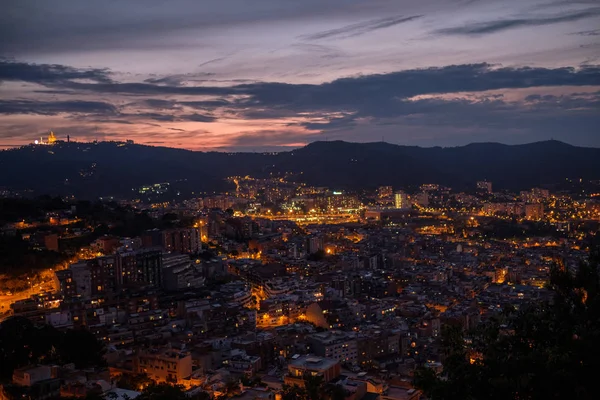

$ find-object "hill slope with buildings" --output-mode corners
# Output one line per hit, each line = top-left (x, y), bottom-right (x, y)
(0, 140), (599, 198)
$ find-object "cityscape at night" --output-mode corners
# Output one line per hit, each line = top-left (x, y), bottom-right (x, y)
(1, 1), (599, 400)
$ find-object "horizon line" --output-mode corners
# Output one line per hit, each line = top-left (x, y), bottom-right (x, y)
(1, 137), (590, 153)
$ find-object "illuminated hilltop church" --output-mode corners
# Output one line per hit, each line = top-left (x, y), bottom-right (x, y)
(35, 131), (68, 145)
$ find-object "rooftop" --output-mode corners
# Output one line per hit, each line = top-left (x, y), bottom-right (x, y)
(288, 355), (339, 371)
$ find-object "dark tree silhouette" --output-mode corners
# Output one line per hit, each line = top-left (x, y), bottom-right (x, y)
(58, 328), (106, 368)
(414, 243), (600, 400)
(0, 318), (105, 379)
(136, 383), (209, 400)
(116, 373), (154, 391)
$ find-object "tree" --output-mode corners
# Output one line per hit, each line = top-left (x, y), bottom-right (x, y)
(280, 374), (325, 400)
(116, 373), (154, 391)
(307, 249), (326, 261)
(0, 317), (39, 379)
(136, 383), (188, 400)
(324, 384), (349, 400)
(223, 378), (240, 397)
(0, 318), (106, 379)
(304, 374), (324, 400)
(414, 243), (600, 400)
(281, 384), (308, 400)
(58, 328), (106, 368)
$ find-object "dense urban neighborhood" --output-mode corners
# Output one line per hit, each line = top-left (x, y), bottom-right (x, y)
(1, 143), (599, 399)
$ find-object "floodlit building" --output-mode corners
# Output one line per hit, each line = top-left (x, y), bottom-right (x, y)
(525, 203), (544, 220)
(284, 356), (341, 388)
(394, 191), (410, 209)
(134, 349), (192, 384)
(378, 186), (393, 199)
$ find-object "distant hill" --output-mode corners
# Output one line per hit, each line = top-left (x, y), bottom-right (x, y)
(0, 140), (599, 199)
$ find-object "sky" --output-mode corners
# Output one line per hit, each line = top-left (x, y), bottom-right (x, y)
(0, 0), (599, 151)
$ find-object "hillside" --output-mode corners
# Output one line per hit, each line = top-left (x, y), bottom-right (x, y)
(0, 140), (599, 198)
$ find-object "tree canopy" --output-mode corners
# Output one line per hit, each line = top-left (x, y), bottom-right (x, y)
(281, 374), (348, 400)
(414, 244), (600, 400)
(0, 318), (105, 380)
(135, 383), (209, 400)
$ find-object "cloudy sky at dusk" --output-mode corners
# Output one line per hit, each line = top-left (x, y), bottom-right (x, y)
(1, 0), (599, 151)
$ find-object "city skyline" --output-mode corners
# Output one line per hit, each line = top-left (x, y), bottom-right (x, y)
(1, 0), (600, 151)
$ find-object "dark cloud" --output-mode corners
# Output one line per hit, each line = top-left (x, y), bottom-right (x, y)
(237, 63), (600, 112)
(0, 0), (380, 54)
(0, 59), (111, 84)
(0, 99), (117, 116)
(435, 7), (600, 36)
(301, 15), (422, 40)
(7, 61), (598, 104)
(0, 61), (234, 95)
(180, 113), (217, 122)
(127, 113), (177, 122)
(145, 73), (216, 86)
(523, 92), (600, 110)
(300, 116), (357, 131)
(227, 129), (320, 148)
(87, 119), (135, 125)
(571, 28), (600, 36)
(60, 80), (234, 96)
(197, 57), (230, 68)
(1, 59), (599, 147)
(139, 99), (180, 109)
(181, 100), (232, 109)
(117, 111), (216, 123)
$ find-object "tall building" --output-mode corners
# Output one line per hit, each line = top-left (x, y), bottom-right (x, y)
(69, 262), (92, 299)
(54, 270), (76, 298)
(521, 188), (550, 203)
(394, 191), (410, 209)
(89, 255), (117, 295)
(162, 228), (201, 254)
(413, 192), (429, 207)
(141, 229), (163, 248)
(162, 253), (205, 291)
(117, 249), (163, 288)
(324, 193), (362, 211)
(477, 181), (493, 193)
(307, 235), (324, 254)
(483, 202), (524, 216)
(525, 203), (544, 220)
(377, 186), (393, 199)
(307, 331), (358, 363)
(57, 252), (157, 299)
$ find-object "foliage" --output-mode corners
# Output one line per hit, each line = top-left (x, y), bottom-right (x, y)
(136, 383), (188, 400)
(281, 384), (308, 400)
(307, 249), (326, 261)
(0, 318), (105, 380)
(116, 373), (154, 391)
(0, 196), (68, 224)
(0, 235), (68, 277)
(58, 328), (106, 368)
(136, 383), (209, 400)
(414, 244), (600, 400)
(281, 375), (348, 400)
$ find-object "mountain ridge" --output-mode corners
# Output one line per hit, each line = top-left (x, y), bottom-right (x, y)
(0, 140), (598, 199)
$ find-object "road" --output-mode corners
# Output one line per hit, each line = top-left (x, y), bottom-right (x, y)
(254, 213), (361, 225)
(0, 275), (57, 322)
